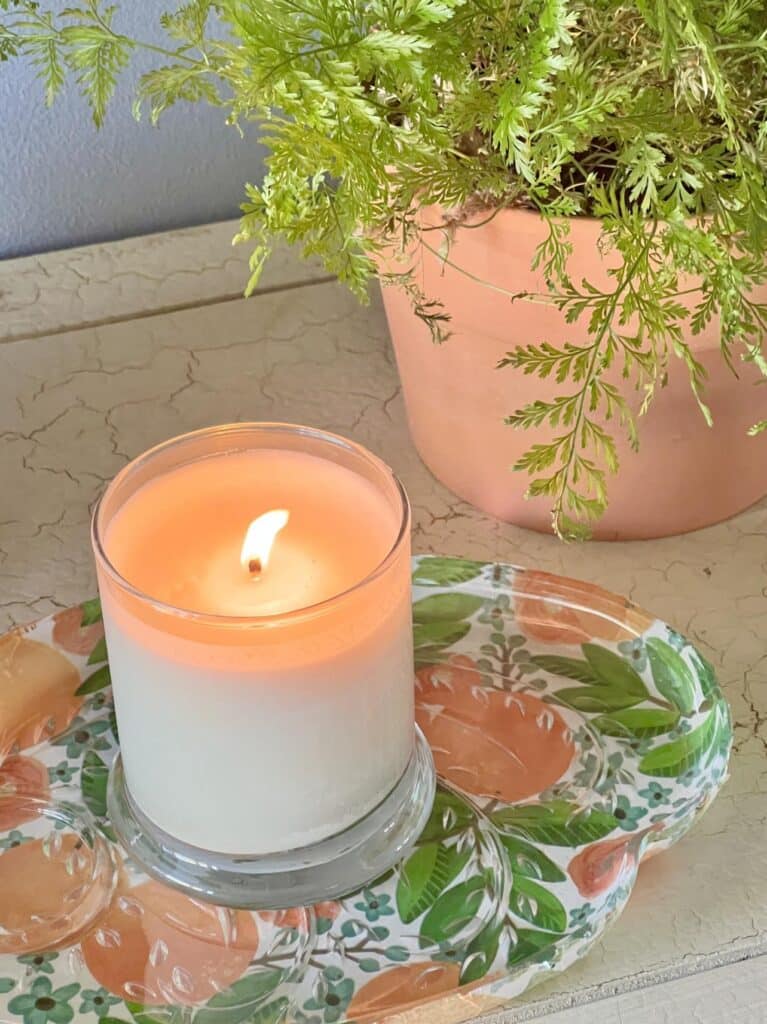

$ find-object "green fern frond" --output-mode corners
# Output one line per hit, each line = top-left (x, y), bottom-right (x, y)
(135, 63), (219, 123)
(58, 5), (133, 126)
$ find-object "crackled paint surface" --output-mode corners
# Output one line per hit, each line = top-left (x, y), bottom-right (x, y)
(0, 229), (765, 1020)
(0, 559), (731, 1024)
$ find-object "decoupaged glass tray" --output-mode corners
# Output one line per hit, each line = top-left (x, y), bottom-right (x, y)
(0, 557), (731, 1024)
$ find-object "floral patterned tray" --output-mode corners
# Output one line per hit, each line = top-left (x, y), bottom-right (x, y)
(0, 557), (731, 1024)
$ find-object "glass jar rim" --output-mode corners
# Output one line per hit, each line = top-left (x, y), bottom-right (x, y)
(91, 422), (411, 628)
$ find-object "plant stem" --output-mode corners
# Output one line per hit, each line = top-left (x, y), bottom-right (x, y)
(550, 226), (657, 535)
(418, 236), (543, 303)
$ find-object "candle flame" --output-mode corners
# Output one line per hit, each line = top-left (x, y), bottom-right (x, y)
(240, 509), (289, 575)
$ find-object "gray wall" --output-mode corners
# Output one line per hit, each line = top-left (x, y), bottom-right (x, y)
(0, 3), (264, 259)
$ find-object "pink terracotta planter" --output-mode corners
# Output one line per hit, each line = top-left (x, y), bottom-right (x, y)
(380, 207), (767, 540)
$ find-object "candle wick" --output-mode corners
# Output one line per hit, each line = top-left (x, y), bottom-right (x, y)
(248, 557), (262, 576)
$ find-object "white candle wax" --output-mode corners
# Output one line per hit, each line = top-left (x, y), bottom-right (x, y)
(93, 428), (414, 855)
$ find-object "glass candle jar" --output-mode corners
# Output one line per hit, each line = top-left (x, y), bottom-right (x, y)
(92, 424), (433, 906)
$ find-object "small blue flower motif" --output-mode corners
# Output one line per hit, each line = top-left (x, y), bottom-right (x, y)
(569, 903), (593, 928)
(638, 782), (673, 807)
(353, 890), (394, 923)
(53, 719), (111, 759)
(86, 692), (110, 713)
(618, 637), (647, 672)
(7, 976), (80, 1024)
(303, 969), (354, 1024)
(679, 769), (698, 787)
(432, 941), (463, 964)
(48, 762), (76, 785)
(626, 737), (654, 758)
(18, 954), (59, 976)
(612, 795), (647, 832)
(488, 564), (513, 589)
(0, 830), (30, 851)
(605, 883), (632, 912)
(78, 988), (120, 1018)
(478, 594), (511, 625)
(667, 629), (687, 651)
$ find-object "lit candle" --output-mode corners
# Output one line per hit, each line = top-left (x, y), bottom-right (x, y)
(92, 425), (414, 856)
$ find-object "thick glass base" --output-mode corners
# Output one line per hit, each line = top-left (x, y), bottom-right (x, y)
(107, 727), (436, 909)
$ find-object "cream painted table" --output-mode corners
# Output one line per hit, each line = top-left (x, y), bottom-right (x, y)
(1, 222), (765, 1023)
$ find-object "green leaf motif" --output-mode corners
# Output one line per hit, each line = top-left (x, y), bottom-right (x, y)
(510, 876), (567, 933)
(536, 644), (649, 713)
(413, 557), (486, 587)
(582, 643), (648, 699)
(507, 928), (557, 968)
(412, 593), (484, 624)
(316, 915), (333, 935)
(529, 655), (598, 684)
(127, 1004), (184, 1024)
(340, 919), (361, 939)
(247, 999), (289, 1024)
(638, 711), (719, 778)
(689, 650), (719, 699)
(81, 750), (109, 818)
(418, 788), (475, 844)
(459, 919), (505, 984)
(646, 638), (698, 715)
(80, 598), (102, 627)
(87, 636), (108, 665)
(0, 979), (16, 993)
(554, 686), (641, 713)
(413, 620), (471, 651)
(383, 946), (409, 962)
(75, 664), (111, 697)
(193, 969), (283, 1024)
(493, 801), (617, 847)
(592, 707), (680, 738)
(420, 876), (486, 944)
(499, 835), (566, 882)
(396, 840), (471, 923)
(415, 647), (457, 671)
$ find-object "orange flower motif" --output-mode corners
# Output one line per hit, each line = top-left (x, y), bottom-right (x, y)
(346, 962), (462, 1023)
(513, 570), (654, 647)
(0, 755), (50, 830)
(567, 834), (638, 898)
(52, 606), (105, 657)
(0, 633), (83, 759)
(416, 655), (575, 803)
(80, 878), (259, 1006)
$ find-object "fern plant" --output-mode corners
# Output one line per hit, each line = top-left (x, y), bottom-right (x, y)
(3, 0), (767, 537)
